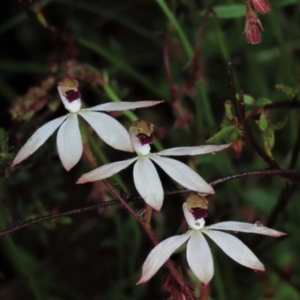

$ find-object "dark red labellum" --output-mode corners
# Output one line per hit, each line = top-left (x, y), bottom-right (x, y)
(65, 90), (81, 103)
(137, 133), (154, 145)
(190, 208), (208, 220)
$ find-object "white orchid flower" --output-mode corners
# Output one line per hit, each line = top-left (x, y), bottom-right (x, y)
(77, 120), (231, 211)
(11, 78), (162, 171)
(138, 195), (286, 285)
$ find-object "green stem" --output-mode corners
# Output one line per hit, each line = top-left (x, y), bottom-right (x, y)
(102, 84), (137, 122)
(76, 37), (166, 98)
(102, 79), (164, 152)
(156, 0), (193, 59)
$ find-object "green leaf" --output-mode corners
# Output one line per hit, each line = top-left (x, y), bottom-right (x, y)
(258, 112), (268, 131)
(256, 97), (272, 106)
(206, 125), (235, 143)
(207, 5), (245, 18)
(236, 93), (255, 105)
(276, 0), (299, 7)
(275, 84), (299, 98)
(229, 128), (242, 140)
(272, 119), (287, 130)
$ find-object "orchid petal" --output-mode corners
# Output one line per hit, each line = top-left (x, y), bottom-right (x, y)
(79, 111), (134, 152)
(57, 114), (82, 171)
(203, 229), (265, 271)
(133, 156), (164, 211)
(207, 222), (286, 237)
(156, 144), (231, 156)
(187, 231), (214, 284)
(12, 115), (68, 167)
(85, 100), (163, 112)
(77, 157), (137, 184)
(137, 231), (192, 284)
(149, 154), (214, 194)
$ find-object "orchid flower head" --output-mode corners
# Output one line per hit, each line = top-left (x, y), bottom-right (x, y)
(11, 79), (163, 171)
(137, 194), (286, 285)
(77, 120), (231, 211)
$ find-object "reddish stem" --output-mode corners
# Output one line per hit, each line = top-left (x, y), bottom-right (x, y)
(199, 282), (210, 300)
(82, 143), (195, 300)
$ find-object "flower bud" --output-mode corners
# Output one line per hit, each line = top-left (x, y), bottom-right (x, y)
(183, 194), (208, 230)
(129, 120), (154, 155)
(250, 0), (270, 14)
(244, 3), (264, 45)
(57, 78), (81, 112)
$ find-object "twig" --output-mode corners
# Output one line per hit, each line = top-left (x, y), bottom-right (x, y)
(81, 126), (195, 300)
(238, 90), (282, 169)
(1, 169), (299, 238)
(246, 99), (300, 118)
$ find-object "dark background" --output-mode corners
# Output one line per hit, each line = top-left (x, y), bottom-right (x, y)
(0, 0), (299, 299)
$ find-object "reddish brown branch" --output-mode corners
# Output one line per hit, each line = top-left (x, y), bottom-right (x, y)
(246, 99), (300, 118)
(1, 169), (299, 238)
(82, 139), (195, 299)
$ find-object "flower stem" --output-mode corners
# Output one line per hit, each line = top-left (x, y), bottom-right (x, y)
(102, 179), (195, 300)
(199, 282), (210, 300)
(80, 124), (195, 300)
(145, 204), (153, 226)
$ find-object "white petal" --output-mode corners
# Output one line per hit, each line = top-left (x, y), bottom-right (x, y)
(187, 231), (214, 284)
(137, 231), (192, 284)
(207, 222), (286, 237)
(77, 157), (137, 184)
(133, 156), (164, 211)
(149, 154), (214, 194)
(156, 144), (231, 156)
(56, 114), (82, 171)
(85, 100), (163, 112)
(203, 229), (265, 271)
(12, 115), (68, 167)
(79, 111), (134, 152)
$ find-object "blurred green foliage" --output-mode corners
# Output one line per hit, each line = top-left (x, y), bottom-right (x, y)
(0, 0), (299, 299)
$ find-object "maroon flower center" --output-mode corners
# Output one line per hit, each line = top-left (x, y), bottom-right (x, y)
(65, 90), (81, 103)
(190, 207), (208, 220)
(137, 133), (154, 145)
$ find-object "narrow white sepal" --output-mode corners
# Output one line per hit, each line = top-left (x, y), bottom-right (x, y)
(77, 157), (137, 184)
(133, 156), (164, 211)
(203, 229), (265, 271)
(79, 111), (134, 152)
(11, 115), (68, 167)
(149, 154), (214, 194)
(56, 114), (82, 171)
(156, 144), (231, 156)
(207, 222), (286, 237)
(137, 231), (192, 284)
(86, 100), (163, 112)
(187, 231), (214, 284)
